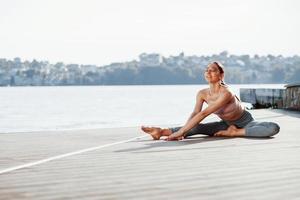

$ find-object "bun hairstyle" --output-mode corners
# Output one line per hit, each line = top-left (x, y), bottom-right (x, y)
(212, 61), (227, 86)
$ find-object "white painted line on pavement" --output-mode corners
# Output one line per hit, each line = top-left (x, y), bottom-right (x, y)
(0, 135), (148, 175)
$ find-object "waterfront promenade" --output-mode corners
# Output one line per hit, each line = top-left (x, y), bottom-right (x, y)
(0, 109), (300, 200)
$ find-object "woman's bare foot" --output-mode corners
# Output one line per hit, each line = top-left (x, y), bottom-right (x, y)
(214, 125), (245, 137)
(141, 126), (173, 140)
(141, 126), (162, 140)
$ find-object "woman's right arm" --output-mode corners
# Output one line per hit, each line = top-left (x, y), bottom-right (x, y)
(185, 90), (204, 123)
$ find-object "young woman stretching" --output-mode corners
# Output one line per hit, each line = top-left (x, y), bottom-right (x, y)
(141, 61), (280, 141)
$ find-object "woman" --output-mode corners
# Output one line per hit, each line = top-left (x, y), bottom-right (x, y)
(141, 61), (280, 141)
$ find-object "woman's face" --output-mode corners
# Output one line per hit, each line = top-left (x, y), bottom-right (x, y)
(204, 63), (223, 83)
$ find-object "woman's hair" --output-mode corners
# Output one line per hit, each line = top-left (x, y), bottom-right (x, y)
(211, 61), (226, 86)
(211, 62), (240, 101)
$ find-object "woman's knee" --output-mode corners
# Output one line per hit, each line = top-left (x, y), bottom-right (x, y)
(245, 122), (280, 137)
(267, 122), (280, 136)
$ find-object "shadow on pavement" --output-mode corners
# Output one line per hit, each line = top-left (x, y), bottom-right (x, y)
(115, 135), (274, 153)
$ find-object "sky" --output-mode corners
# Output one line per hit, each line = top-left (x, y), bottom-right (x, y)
(0, 0), (299, 66)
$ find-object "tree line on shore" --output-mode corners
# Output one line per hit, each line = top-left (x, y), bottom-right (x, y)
(0, 51), (299, 86)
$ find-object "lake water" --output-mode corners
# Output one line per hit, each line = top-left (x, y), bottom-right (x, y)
(0, 84), (285, 133)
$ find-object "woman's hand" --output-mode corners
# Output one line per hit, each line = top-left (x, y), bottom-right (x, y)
(165, 130), (185, 141)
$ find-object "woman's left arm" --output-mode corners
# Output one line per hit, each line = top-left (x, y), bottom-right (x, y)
(166, 91), (233, 140)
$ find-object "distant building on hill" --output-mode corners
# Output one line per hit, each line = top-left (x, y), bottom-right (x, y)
(139, 53), (162, 67)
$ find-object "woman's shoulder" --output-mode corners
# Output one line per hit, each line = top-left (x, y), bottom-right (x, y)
(195, 88), (208, 101)
(197, 88), (209, 96)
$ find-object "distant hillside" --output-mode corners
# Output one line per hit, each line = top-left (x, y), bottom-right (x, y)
(1, 51), (299, 86)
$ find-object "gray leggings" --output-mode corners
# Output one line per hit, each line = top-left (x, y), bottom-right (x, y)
(169, 110), (280, 138)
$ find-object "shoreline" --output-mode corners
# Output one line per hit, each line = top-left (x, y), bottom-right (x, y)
(0, 123), (182, 135)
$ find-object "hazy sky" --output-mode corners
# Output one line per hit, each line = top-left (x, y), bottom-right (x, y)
(0, 0), (299, 65)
